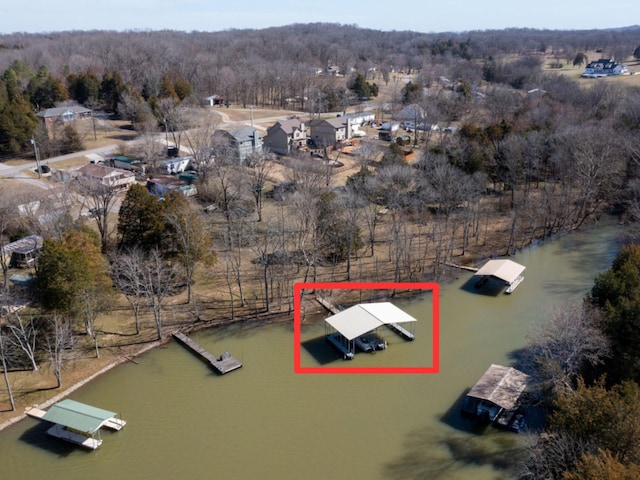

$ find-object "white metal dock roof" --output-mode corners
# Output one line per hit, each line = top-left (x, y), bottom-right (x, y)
(474, 259), (525, 284)
(325, 302), (417, 341)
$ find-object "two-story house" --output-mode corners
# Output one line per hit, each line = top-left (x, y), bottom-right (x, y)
(213, 127), (263, 164)
(308, 117), (350, 148)
(582, 58), (629, 77)
(264, 118), (307, 155)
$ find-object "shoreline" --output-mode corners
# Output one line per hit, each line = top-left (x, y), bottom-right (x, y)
(0, 214), (615, 433)
(0, 340), (162, 432)
(0, 285), (431, 433)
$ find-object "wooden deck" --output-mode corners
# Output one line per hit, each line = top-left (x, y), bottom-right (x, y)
(316, 296), (340, 314)
(173, 332), (242, 374)
(387, 322), (415, 340)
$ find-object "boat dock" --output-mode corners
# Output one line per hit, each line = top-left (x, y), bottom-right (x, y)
(387, 322), (415, 340)
(173, 332), (242, 374)
(326, 333), (355, 360)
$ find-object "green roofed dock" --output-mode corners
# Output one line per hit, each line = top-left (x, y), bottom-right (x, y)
(173, 332), (243, 374)
(26, 399), (126, 450)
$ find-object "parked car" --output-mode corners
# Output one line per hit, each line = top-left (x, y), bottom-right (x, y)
(35, 165), (51, 176)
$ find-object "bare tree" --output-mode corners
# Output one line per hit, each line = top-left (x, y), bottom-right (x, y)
(45, 313), (76, 389)
(4, 312), (38, 371)
(74, 178), (119, 252)
(164, 200), (215, 304)
(110, 248), (146, 334)
(246, 153), (273, 222)
(141, 248), (179, 340)
(523, 301), (610, 400)
(0, 326), (15, 411)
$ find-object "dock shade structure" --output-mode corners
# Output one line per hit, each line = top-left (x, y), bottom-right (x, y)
(324, 302), (417, 359)
(474, 259), (525, 293)
(462, 364), (529, 421)
(39, 399), (126, 449)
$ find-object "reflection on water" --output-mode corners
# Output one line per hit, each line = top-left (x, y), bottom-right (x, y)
(0, 219), (621, 479)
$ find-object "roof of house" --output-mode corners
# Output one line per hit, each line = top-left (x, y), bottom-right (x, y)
(77, 163), (134, 179)
(216, 127), (262, 143)
(269, 118), (304, 135)
(42, 399), (118, 434)
(466, 364), (529, 410)
(36, 105), (91, 118)
(309, 117), (346, 130)
(1, 235), (43, 256)
(474, 259), (525, 284)
(325, 302), (417, 341)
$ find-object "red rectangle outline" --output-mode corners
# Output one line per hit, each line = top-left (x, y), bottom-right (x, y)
(294, 282), (439, 374)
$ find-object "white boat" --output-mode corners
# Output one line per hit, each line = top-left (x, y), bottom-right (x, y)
(505, 275), (524, 294)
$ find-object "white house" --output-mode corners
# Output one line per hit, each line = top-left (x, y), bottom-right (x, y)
(160, 156), (192, 174)
(582, 58), (629, 77)
(76, 164), (136, 189)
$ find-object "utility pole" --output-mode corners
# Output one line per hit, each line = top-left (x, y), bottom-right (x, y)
(31, 137), (41, 178)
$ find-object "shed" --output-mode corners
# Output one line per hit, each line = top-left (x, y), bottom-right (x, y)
(1, 235), (43, 268)
(462, 364), (529, 421)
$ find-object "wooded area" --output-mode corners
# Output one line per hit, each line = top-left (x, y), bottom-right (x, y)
(2, 24), (640, 478)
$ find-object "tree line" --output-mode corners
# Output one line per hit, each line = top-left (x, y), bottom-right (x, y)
(2, 24), (640, 156)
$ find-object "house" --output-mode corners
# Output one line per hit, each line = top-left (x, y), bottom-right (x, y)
(1, 235), (43, 268)
(213, 127), (263, 164)
(160, 156), (193, 174)
(36, 105), (92, 137)
(308, 117), (350, 147)
(582, 58), (629, 77)
(344, 112), (375, 127)
(264, 118), (307, 155)
(76, 164), (136, 189)
(205, 94), (225, 106)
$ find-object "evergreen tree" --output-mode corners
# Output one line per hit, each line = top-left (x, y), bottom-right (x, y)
(589, 245), (640, 382)
(0, 74), (38, 155)
(117, 183), (166, 251)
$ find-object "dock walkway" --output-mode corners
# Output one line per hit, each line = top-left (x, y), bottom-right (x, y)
(173, 332), (242, 374)
(387, 322), (415, 340)
(316, 296), (340, 314)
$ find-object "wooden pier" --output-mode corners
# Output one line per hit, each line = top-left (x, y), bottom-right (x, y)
(444, 262), (479, 272)
(387, 322), (415, 340)
(316, 296), (340, 314)
(173, 332), (242, 374)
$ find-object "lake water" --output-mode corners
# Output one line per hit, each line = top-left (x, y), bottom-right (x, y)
(0, 219), (621, 479)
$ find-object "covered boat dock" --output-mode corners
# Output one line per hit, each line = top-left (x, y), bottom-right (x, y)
(474, 259), (525, 293)
(462, 364), (529, 424)
(324, 302), (417, 359)
(27, 399), (126, 449)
